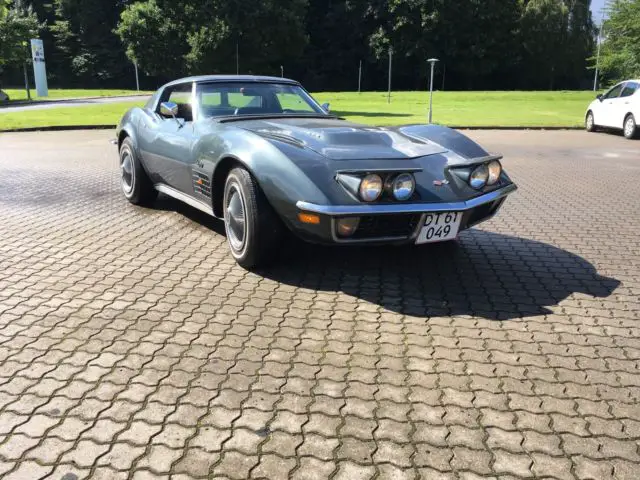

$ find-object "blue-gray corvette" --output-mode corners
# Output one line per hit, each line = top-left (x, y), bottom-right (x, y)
(116, 75), (517, 268)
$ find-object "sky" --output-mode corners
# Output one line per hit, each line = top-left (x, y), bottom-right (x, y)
(590, 0), (607, 20)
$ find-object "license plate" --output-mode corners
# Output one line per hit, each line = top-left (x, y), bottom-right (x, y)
(416, 211), (462, 244)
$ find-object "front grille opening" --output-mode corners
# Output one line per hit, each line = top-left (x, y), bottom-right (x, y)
(465, 199), (503, 227)
(352, 214), (421, 240)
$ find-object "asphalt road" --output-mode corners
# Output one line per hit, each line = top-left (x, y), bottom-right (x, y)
(0, 129), (639, 479)
(0, 95), (150, 113)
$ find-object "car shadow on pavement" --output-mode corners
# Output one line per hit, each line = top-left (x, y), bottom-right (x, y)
(152, 198), (620, 321)
(260, 230), (620, 321)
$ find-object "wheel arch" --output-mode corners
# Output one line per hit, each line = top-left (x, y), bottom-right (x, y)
(117, 128), (131, 150)
(211, 155), (256, 218)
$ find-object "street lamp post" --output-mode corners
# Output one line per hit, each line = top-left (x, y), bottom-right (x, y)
(427, 58), (439, 124)
(593, 14), (604, 92)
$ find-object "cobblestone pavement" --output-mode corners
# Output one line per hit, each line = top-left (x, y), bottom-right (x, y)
(0, 129), (639, 480)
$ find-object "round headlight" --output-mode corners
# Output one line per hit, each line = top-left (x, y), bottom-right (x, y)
(469, 164), (489, 190)
(359, 174), (383, 202)
(487, 160), (502, 185)
(391, 173), (415, 201)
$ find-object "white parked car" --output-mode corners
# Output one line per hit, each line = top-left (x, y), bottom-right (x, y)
(586, 80), (639, 139)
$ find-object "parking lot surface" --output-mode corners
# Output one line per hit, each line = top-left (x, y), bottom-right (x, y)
(0, 129), (639, 479)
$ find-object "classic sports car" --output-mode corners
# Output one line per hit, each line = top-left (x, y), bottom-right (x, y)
(116, 75), (517, 268)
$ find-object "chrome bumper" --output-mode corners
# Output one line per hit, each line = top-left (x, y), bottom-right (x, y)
(296, 183), (517, 216)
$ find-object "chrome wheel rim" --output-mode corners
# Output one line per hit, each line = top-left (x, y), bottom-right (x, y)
(624, 118), (634, 137)
(121, 151), (134, 195)
(225, 185), (246, 251)
(586, 114), (593, 130)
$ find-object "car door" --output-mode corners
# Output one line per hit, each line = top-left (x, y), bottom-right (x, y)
(618, 82), (639, 128)
(138, 82), (197, 195)
(598, 82), (625, 127)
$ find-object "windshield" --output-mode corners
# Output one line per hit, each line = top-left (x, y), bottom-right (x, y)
(195, 82), (326, 119)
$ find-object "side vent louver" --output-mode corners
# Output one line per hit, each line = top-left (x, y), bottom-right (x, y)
(193, 172), (212, 197)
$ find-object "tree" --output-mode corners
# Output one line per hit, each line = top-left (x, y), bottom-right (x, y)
(0, 0), (40, 74)
(49, 0), (131, 87)
(116, 0), (308, 80)
(596, 0), (640, 83)
(0, 0), (40, 96)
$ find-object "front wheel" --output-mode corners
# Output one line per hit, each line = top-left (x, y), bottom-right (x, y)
(223, 167), (282, 269)
(119, 137), (157, 205)
(585, 111), (596, 132)
(623, 114), (638, 139)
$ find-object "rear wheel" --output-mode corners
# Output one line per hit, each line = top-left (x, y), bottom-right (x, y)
(585, 111), (596, 132)
(223, 167), (282, 269)
(623, 114), (638, 139)
(119, 137), (157, 205)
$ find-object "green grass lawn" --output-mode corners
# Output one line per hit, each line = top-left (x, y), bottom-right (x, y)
(315, 90), (594, 127)
(0, 101), (145, 129)
(2, 88), (151, 102)
(0, 90), (596, 131)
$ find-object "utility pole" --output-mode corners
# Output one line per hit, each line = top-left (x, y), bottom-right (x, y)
(236, 42), (239, 74)
(387, 48), (392, 104)
(280, 65), (283, 78)
(358, 60), (362, 93)
(427, 58), (439, 124)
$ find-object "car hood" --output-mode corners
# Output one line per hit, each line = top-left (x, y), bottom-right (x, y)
(232, 117), (447, 160)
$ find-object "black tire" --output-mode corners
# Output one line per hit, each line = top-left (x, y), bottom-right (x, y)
(585, 111), (596, 132)
(223, 167), (282, 269)
(623, 114), (638, 139)
(119, 137), (157, 205)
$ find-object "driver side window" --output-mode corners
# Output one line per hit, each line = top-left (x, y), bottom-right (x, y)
(158, 83), (193, 122)
(604, 84), (624, 100)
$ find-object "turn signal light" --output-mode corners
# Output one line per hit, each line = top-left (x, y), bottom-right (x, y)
(298, 213), (320, 224)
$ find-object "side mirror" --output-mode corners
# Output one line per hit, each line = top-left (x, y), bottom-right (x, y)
(321, 102), (330, 113)
(160, 101), (179, 118)
(596, 94), (603, 101)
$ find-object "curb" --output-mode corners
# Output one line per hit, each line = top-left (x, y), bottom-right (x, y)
(1, 125), (115, 133)
(0, 94), (150, 108)
(0, 125), (584, 133)
(452, 126), (583, 131)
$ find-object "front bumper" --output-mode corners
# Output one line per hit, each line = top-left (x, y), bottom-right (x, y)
(294, 183), (517, 244)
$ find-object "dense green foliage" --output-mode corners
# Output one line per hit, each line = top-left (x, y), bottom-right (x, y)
(0, 0), (618, 91)
(596, 0), (640, 81)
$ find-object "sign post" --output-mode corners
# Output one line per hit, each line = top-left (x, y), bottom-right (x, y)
(30, 39), (48, 97)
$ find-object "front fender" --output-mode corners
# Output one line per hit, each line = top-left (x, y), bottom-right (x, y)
(116, 108), (142, 155)
(197, 127), (335, 222)
(398, 124), (490, 162)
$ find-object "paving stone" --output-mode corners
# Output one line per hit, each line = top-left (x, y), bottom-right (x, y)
(333, 461), (376, 480)
(1, 130), (639, 479)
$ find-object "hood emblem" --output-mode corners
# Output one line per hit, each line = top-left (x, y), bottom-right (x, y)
(433, 179), (449, 186)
